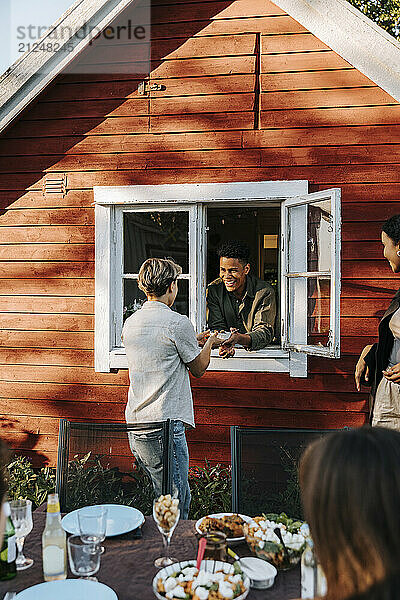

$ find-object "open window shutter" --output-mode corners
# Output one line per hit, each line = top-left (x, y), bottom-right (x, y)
(281, 188), (341, 358)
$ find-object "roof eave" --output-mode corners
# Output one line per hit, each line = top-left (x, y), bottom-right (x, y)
(0, 0), (136, 135)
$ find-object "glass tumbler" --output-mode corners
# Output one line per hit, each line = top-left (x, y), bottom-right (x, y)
(67, 535), (101, 581)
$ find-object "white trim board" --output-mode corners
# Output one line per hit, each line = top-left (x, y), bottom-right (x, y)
(276, 0), (400, 103)
(1, 0), (399, 142)
(0, 0), (138, 135)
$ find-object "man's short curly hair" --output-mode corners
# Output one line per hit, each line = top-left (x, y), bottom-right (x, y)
(216, 241), (250, 265)
(382, 215), (400, 245)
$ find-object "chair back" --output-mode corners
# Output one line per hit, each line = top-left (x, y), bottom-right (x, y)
(56, 420), (173, 513)
(231, 426), (338, 518)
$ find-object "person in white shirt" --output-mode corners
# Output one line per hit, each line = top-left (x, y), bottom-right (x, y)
(122, 258), (220, 518)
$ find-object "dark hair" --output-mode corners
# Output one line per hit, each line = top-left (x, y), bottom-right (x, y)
(216, 241), (250, 265)
(299, 427), (400, 600)
(349, 572), (400, 600)
(382, 215), (400, 245)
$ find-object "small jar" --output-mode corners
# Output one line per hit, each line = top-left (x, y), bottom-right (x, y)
(200, 532), (227, 562)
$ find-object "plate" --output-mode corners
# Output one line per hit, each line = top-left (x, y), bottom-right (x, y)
(17, 579), (118, 600)
(195, 512), (253, 545)
(152, 559), (250, 600)
(61, 504), (144, 537)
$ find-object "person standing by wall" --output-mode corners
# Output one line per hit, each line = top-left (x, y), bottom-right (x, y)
(122, 258), (220, 518)
(355, 215), (400, 429)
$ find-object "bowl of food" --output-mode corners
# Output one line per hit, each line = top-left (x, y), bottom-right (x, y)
(195, 513), (252, 546)
(153, 559), (250, 600)
(244, 513), (306, 571)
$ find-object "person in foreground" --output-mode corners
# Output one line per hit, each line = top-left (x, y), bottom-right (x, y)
(206, 241), (276, 357)
(299, 427), (400, 600)
(122, 258), (220, 519)
(355, 215), (400, 429)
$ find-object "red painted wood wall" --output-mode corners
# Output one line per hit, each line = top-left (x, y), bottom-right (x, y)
(1, 0), (398, 466)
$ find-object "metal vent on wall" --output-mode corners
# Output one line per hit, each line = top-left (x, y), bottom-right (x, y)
(43, 173), (67, 197)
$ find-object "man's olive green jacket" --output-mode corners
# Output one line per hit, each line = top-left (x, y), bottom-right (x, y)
(206, 274), (276, 350)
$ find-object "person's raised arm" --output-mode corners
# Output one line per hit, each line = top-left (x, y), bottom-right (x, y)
(186, 334), (221, 378)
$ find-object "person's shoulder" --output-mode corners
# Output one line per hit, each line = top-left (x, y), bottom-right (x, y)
(207, 277), (223, 289)
(250, 275), (275, 294)
(207, 277), (223, 296)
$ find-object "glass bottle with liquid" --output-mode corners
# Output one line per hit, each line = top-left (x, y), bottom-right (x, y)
(0, 502), (17, 581)
(42, 493), (67, 582)
(301, 524), (327, 599)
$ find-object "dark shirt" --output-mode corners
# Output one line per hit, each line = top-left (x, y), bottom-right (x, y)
(206, 274), (276, 350)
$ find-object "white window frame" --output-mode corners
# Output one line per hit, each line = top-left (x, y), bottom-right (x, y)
(281, 189), (341, 358)
(94, 180), (340, 376)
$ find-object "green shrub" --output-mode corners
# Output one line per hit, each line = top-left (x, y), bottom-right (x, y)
(64, 453), (154, 514)
(188, 461), (232, 519)
(4, 454), (233, 517)
(6, 455), (55, 509)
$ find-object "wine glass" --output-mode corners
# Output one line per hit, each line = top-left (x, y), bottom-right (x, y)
(9, 499), (33, 570)
(67, 535), (101, 581)
(153, 494), (180, 568)
(77, 507), (107, 552)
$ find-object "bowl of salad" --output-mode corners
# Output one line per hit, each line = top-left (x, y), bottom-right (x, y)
(153, 559), (250, 600)
(244, 512), (306, 571)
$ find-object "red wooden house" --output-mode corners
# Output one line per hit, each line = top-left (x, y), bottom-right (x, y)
(0, 0), (399, 466)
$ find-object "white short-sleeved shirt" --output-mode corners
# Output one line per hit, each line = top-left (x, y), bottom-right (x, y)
(122, 301), (200, 428)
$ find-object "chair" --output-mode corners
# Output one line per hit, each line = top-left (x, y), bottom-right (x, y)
(231, 426), (340, 518)
(56, 420), (173, 513)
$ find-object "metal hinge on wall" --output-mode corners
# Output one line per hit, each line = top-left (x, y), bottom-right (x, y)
(138, 81), (164, 96)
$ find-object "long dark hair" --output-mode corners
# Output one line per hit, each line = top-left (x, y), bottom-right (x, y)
(299, 427), (400, 599)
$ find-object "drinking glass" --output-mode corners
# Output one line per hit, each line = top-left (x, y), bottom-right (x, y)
(67, 535), (101, 581)
(77, 507), (107, 551)
(153, 495), (180, 568)
(9, 499), (33, 570)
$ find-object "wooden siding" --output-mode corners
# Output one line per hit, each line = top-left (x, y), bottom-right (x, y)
(0, 0), (399, 466)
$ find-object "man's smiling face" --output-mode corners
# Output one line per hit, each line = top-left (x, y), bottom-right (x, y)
(219, 257), (250, 294)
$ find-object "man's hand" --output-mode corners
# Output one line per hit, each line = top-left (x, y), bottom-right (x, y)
(354, 344), (372, 391)
(383, 363), (400, 383)
(218, 328), (240, 359)
(197, 330), (223, 348)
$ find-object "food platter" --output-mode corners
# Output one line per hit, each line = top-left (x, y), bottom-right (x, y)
(195, 512), (252, 545)
(152, 559), (250, 600)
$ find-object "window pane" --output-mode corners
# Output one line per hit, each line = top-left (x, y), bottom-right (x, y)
(288, 199), (332, 273)
(124, 211), (189, 273)
(123, 279), (146, 321)
(288, 277), (330, 347)
(123, 278), (189, 321)
(207, 206), (280, 289)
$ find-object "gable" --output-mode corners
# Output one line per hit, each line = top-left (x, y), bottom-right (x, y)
(0, 0), (400, 139)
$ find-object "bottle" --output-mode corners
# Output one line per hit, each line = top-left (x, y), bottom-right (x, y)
(301, 524), (327, 599)
(42, 493), (67, 582)
(0, 502), (17, 580)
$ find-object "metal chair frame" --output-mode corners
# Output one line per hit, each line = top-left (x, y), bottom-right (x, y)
(56, 419), (174, 511)
(230, 426), (339, 513)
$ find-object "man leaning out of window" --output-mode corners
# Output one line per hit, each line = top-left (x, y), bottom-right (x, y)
(206, 241), (276, 357)
(122, 258), (221, 519)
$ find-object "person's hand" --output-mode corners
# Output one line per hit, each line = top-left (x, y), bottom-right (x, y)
(383, 362), (400, 383)
(208, 332), (223, 349)
(219, 328), (239, 359)
(197, 330), (211, 347)
(354, 344), (372, 391)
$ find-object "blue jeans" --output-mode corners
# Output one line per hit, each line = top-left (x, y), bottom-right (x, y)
(128, 421), (191, 519)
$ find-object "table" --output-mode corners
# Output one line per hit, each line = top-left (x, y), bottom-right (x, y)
(0, 511), (300, 599)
